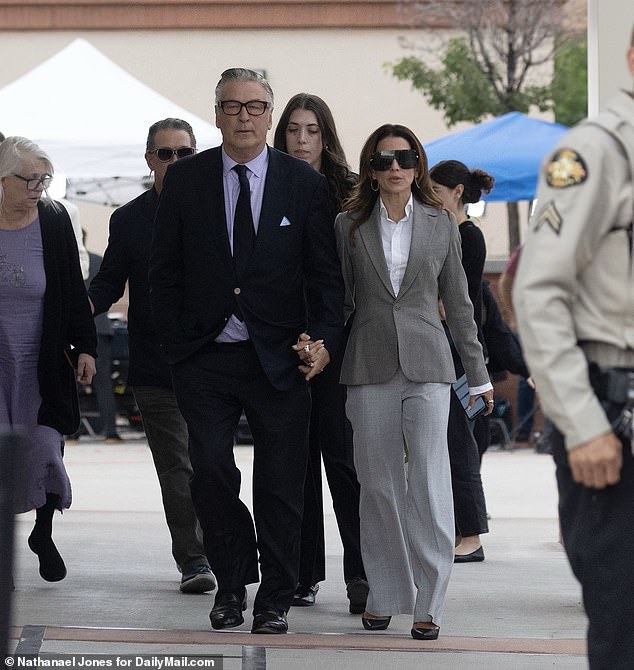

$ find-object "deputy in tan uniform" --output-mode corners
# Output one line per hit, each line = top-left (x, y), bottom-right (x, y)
(514, 26), (634, 670)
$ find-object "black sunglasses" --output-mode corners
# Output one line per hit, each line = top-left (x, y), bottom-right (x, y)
(370, 149), (419, 171)
(149, 147), (195, 162)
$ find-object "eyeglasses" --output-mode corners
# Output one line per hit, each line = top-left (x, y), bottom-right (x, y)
(218, 100), (270, 116)
(370, 149), (419, 171)
(149, 147), (196, 162)
(12, 174), (53, 191)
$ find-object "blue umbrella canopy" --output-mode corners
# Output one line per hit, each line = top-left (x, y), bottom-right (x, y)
(424, 112), (568, 202)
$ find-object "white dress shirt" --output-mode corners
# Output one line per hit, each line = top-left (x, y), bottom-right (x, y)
(379, 195), (413, 296)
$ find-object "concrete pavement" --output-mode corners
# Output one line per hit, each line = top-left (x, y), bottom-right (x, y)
(7, 437), (588, 669)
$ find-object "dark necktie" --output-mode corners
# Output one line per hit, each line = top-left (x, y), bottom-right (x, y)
(233, 164), (255, 280)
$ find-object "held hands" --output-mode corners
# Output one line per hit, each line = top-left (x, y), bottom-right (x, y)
(468, 388), (495, 416)
(292, 332), (331, 381)
(76, 353), (96, 385)
(568, 431), (623, 489)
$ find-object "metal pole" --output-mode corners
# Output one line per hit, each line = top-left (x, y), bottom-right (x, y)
(0, 431), (23, 658)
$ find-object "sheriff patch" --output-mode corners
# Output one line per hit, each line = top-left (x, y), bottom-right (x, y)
(545, 149), (587, 188)
(533, 201), (563, 235)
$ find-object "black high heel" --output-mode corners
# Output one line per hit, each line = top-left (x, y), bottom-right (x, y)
(361, 612), (391, 631)
(411, 623), (440, 640)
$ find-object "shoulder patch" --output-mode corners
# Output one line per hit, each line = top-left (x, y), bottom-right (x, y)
(533, 201), (563, 235)
(545, 149), (588, 188)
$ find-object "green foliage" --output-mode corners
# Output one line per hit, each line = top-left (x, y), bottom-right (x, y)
(389, 38), (552, 126)
(390, 40), (500, 125)
(552, 36), (587, 126)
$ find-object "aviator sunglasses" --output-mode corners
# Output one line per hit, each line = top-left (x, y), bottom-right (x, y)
(149, 147), (196, 162)
(370, 149), (419, 171)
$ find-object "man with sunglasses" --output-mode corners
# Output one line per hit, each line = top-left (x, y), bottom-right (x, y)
(149, 68), (343, 634)
(89, 118), (215, 594)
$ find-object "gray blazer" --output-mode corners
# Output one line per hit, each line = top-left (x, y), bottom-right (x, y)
(335, 199), (489, 387)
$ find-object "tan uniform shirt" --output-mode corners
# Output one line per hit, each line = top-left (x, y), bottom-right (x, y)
(514, 90), (634, 449)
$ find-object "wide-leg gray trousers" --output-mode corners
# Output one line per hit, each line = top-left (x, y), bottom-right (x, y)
(346, 370), (454, 625)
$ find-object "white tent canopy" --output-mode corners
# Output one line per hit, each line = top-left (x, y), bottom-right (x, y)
(0, 39), (221, 205)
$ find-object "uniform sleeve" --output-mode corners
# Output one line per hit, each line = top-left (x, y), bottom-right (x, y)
(513, 127), (618, 448)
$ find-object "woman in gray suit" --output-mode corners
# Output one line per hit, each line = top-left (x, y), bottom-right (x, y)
(335, 124), (493, 640)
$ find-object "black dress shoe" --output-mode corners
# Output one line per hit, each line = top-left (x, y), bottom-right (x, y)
(411, 624), (440, 640)
(454, 546), (485, 563)
(291, 583), (318, 606)
(251, 609), (288, 634)
(361, 613), (391, 631)
(28, 530), (67, 582)
(209, 589), (247, 630)
(346, 577), (369, 614)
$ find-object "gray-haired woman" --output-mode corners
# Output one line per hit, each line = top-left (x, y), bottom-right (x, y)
(0, 136), (96, 582)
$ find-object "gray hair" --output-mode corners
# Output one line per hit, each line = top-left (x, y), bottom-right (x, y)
(214, 68), (274, 109)
(0, 136), (55, 210)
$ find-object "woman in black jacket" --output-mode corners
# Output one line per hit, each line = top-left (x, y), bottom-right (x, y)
(431, 159), (494, 563)
(274, 94), (367, 614)
(0, 136), (96, 582)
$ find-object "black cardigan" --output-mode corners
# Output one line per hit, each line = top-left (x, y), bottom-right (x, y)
(36, 200), (97, 435)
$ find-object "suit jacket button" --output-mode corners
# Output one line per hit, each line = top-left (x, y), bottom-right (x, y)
(394, 304), (400, 311)
(234, 287), (241, 295)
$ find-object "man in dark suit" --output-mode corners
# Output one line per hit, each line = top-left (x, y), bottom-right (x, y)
(149, 68), (344, 635)
(89, 119), (215, 594)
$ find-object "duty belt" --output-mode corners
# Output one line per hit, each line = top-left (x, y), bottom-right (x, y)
(589, 364), (634, 445)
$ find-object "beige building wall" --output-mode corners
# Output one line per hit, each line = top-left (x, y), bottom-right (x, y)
(588, 0), (634, 114)
(0, 28), (528, 259)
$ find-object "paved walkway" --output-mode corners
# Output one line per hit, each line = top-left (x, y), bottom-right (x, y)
(7, 438), (588, 669)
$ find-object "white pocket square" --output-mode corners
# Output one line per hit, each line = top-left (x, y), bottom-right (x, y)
(279, 217), (292, 227)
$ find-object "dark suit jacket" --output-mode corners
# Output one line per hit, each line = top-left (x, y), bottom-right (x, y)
(89, 188), (172, 389)
(149, 145), (344, 391)
(37, 200), (97, 434)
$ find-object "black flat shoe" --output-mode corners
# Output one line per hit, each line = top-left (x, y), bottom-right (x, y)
(209, 589), (247, 630)
(454, 546), (485, 563)
(291, 583), (318, 606)
(411, 624), (440, 640)
(251, 609), (288, 634)
(28, 531), (66, 582)
(361, 613), (391, 631)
